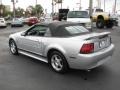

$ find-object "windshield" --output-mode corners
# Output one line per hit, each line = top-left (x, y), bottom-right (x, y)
(67, 11), (89, 18)
(95, 9), (103, 12)
(13, 18), (19, 21)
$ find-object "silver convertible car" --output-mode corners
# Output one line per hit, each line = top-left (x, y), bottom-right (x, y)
(9, 22), (114, 73)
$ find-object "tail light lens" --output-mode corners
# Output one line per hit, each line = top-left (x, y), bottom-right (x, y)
(80, 43), (94, 54)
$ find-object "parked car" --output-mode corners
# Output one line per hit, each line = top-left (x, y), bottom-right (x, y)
(0, 18), (7, 28)
(9, 21), (114, 73)
(11, 18), (24, 27)
(21, 18), (29, 24)
(18, 17), (26, 24)
(6, 19), (12, 25)
(27, 17), (39, 26)
(67, 11), (92, 30)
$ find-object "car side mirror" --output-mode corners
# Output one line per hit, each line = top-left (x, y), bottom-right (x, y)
(21, 32), (26, 36)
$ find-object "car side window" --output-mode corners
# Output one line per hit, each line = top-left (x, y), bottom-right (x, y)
(26, 26), (39, 36)
(26, 25), (49, 36)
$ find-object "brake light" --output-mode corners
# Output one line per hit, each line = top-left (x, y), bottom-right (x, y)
(80, 43), (94, 54)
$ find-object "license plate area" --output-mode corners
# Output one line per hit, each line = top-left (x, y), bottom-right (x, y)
(99, 37), (110, 49)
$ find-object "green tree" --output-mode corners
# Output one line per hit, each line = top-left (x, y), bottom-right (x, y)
(35, 4), (43, 17)
(0, 4), (12, 18)
(26, 5), (36, 16)
(26, 5), (43, 17)
(15, 7), (24, 17)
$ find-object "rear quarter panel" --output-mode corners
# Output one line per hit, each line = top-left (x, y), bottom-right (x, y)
(42, 37), (84, 60)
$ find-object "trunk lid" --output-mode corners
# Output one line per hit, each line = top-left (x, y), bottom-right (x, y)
(75, 32), (111, 52)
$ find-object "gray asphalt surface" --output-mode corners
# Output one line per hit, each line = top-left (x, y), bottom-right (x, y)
(0, 25), (120, 90)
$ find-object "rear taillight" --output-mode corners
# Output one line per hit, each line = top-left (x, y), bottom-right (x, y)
(80, 43), (94, 54)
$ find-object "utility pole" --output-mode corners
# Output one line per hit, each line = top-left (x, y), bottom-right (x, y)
(0, 0), (1, 9)
(79, 0), (81, 10)
(11, 0), (18, 18)
(13, 0), (15, 18)
(98, 0), (101, 8)
(52, 0), (54, 16)
(35, 0), (37, 17)
(36, 0), (37, 5)
(114, 0), (117, 13)
(61, 0), (62, 9)
(89, 0), (93, 17)
(104, 0), (105, 12)
(89, 0), (93, 31)
(55, 3), (57, 13)
(76, 0), (81, 10)
(0, 0), (2, 4)
(0, 0), (2, 17)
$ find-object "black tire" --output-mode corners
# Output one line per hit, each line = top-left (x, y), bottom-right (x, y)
(3, 26), (7, 28)
(48, 51), (69, 73)
(21, 25), (24, 27)
(9, 39), (18, 55)
(106, 21), (114, 28)
(96, 19), (105, 29)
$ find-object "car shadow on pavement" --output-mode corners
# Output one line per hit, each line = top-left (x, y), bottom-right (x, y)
(0, 27), (7, 29)
(68, 66), (112, 81)
(8, 52), (113, 82)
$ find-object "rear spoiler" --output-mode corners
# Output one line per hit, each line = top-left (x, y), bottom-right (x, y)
(85, 32), (111, 40)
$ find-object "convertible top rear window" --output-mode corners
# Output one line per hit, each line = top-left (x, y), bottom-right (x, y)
(65, 26), (89, 35)
(51, 25), (89, 37)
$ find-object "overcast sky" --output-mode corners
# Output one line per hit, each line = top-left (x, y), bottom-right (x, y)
(2, 0), (120, 13)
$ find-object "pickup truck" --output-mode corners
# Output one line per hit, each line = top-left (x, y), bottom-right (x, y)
(92, 8), (118, 29)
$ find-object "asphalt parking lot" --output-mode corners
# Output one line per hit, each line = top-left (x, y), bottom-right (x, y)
(0, 25), (120, 90)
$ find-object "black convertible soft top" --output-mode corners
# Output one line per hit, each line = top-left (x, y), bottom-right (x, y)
(37, 21), (84, 37)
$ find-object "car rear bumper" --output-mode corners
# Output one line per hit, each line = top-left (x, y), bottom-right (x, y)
(11, 24), (23, 27)
(0, 23), (7, 27)
(86, 26), (92, 31)
(68, 44), (114, 70)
